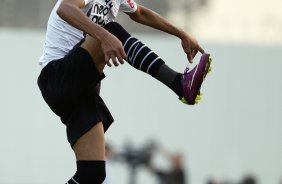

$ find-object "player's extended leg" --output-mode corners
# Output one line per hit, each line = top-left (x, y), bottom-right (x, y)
(104, 22), (212, 105)
(66, 37), (108, 184)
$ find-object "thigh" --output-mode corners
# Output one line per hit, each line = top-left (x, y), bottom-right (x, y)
(80, 35), (106, 73)
(72, 122), (105, 161)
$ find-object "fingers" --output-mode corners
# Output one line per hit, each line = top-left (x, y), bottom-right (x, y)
(187, 47), (205, 63)
(198, 45), (205, 54)
(187, 50), (197, 64)
(105, 49), (126, 67)
(118, 48), (126, 64)
(111, 54), (119, 67)
(104, 54), (112, 67)
(105, 54), (119, 67)
(100, 33), (127, 67)
(192, 49), (198, 59)
(120, 48), (126, 61)
(117, 55), (124, 65)
(183, 43), (205, 64)
(187, 51), (193, 64)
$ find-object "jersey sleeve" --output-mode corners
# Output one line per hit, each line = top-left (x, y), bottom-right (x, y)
(83, 0), (92, 5)
(120, 0), (138, 13)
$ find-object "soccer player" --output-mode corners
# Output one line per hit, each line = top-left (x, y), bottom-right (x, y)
(37, 0), (211, 183)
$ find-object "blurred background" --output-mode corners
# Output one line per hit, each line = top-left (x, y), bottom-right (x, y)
(0, 0), (282, 184)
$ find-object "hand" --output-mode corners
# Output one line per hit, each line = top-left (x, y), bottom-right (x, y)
(181, 32), (205, 63)
(99, 31), (126, 67)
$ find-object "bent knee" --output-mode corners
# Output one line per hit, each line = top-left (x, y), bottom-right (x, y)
(80, 36), (105, 69)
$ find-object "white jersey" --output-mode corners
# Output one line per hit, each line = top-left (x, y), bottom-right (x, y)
(39, 0), (137, 67)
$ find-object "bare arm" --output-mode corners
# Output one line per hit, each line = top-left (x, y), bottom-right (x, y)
(57, 0), (126, 65)
(126, 5), (205, 63)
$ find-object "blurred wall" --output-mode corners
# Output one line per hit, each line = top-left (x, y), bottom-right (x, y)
(0, 0), (56, 28)
(0, 0), (207, 32)
(2, 0), (281, 45)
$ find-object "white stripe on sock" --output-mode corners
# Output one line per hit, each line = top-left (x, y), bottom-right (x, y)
(127, 40), (140, 54)
(146, 57), (160, 73)
(139, 51), (153, 70)
(128, 42), (140, 63)
(127, 40), (141, 62)
(124, 36), (133, 47)
(132, 45), (146, 66)
(72, 178), (79, 184)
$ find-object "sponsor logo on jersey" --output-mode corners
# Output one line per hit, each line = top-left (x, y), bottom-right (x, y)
(88, 0), (135, 26)
(90, 0), (113, 26)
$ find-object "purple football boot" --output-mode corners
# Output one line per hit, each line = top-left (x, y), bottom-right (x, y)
(180, 53), (212, 105)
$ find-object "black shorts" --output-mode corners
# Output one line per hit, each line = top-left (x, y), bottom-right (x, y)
(37, 40), (113, 147)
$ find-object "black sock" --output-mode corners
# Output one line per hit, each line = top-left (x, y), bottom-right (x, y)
(156, 64), (183, 97)
(66, 160), (106, 184)
(104, 22), (183, 97)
